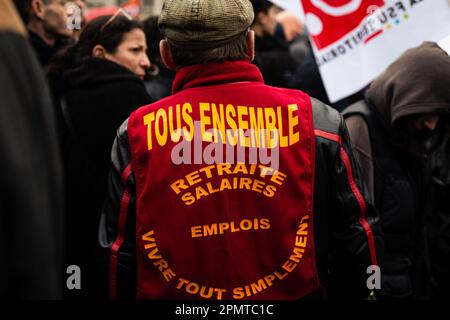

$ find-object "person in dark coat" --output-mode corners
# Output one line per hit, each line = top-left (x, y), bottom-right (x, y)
(13, 0), (73, 68)
(343, 42), (450, 300)
(142, 16), (174, 101)
(0, 0), (64, 299)
(48, 12), (152, 299)
(250, 0), (296, 87)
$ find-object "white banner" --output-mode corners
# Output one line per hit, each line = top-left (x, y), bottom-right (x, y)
(296, 0), (450, 102)
(438, 33), (450, 56)
(270, 0), (304, 16)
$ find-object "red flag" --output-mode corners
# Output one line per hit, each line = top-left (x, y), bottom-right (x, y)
(301, 0), (385, 49)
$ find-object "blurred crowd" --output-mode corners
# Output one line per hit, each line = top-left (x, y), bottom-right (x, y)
(0, 0), (449, 300)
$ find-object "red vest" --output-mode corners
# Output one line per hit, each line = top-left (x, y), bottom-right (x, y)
(127, 61), (320, 300)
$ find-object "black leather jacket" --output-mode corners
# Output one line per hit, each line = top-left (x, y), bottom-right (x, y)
(98, 97), (382, 300)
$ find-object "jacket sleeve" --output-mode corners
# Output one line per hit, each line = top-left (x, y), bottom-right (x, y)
(311, 98), (382, 300)
(98, 119), (137, 300)
(328, 116), (382, 299)
(344, 114), (375, 204)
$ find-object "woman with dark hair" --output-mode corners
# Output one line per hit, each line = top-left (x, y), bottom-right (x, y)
(48, 11), (152, 299)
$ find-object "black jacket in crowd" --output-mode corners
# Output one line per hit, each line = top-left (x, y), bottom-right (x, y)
(28, 30), (71, 69)
(57, 57), (152, 299)
(0, 17), (63, 298)
(253, 24), (296, 88)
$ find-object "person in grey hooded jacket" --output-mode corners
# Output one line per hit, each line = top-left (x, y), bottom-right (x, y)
(343, 42), (450, 300)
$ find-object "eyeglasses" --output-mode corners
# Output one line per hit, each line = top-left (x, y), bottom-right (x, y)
(100, 8), (133, 32)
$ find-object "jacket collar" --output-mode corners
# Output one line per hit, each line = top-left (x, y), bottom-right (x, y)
(172, 60), (264, 94)
(63, 57), (142, 88)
